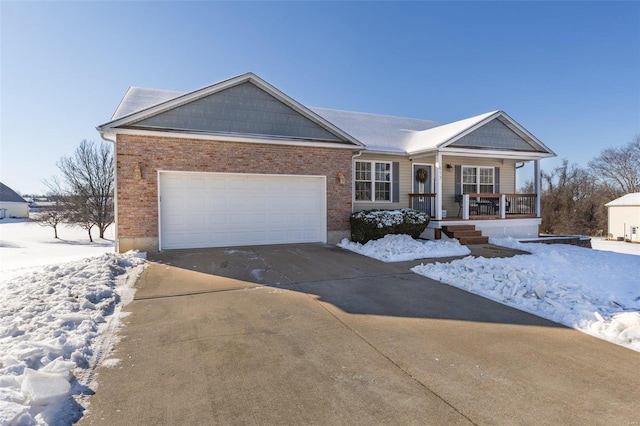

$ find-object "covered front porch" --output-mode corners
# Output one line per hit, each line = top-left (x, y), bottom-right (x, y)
(409, 191), (542, 240)
(407, 151), (545, 240)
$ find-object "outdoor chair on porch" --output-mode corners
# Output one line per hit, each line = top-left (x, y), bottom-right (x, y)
(455, 194), (479, 217)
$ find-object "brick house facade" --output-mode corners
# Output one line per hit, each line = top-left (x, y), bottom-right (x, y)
(99, 73), (555, 251)
(115, 134), (354, 252)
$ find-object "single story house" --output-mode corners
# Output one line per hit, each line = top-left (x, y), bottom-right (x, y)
(97, 72), (555, 252)
(0, 182), (29, 219)
(605, 193), (640, 242)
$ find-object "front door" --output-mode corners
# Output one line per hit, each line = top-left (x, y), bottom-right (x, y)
(412, 164), (433, 215)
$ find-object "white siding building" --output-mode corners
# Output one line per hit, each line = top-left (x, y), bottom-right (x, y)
(605, 193), (640, 242)
(0, 182), (29, 219)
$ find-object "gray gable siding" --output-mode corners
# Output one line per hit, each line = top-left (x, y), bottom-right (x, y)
(130, 82), (343, 142)
(450, 118), (539, 152)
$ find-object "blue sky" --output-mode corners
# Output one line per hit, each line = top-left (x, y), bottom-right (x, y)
(1, 1), (639, 195)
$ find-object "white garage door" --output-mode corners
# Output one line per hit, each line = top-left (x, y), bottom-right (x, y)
(159, 172), (326, 249)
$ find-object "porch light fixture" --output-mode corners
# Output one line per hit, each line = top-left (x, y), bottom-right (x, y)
(446, 164), (453, 171)
(337, 172), (345, 185)
(133, 162), (142, 180)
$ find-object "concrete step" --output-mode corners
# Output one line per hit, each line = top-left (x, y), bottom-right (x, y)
(441, 224), (489, 245)
(458, 236), (489, 245)
(442, 225), (476, 233)
(449, 230), (482, 238)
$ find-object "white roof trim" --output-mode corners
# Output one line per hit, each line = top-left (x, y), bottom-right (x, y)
(403, 110), (555, 157)
(106, 128), (360, 150)
(97, 73), (363, 147)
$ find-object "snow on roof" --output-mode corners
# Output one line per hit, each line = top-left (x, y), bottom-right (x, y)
(0, 182), (28, 203)
(606, 193), (640, 207)
(111, 87), (183, 120)
(310, 107), (440, 153)
(403, 111), (499, 154)
(105, 83), (542, 156)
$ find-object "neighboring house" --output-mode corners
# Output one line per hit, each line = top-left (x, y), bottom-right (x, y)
(97, 72), (555, 252)
(605, 193), (640, 242)
(0, 182), (29, 219)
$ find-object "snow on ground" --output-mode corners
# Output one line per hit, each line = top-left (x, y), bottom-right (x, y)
(0, 220), (117, 281)
(0, 219), (146, 425)
(411, 237), (640, 352)
(339, 233), (639, 352)
(591, 238), (640, 256)
(338, 234), (471, 262)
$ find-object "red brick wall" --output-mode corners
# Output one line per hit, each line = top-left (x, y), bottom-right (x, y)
(116, 134), (353, 243)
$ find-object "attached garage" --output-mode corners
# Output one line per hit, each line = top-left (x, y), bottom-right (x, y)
(98, 73), (361, 252)
(159, 172), (327, 249)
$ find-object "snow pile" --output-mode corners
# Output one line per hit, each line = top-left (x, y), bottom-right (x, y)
(412, 237), (640, 352)
(338, 234), (471, 262)
(0, 251), (146, 425)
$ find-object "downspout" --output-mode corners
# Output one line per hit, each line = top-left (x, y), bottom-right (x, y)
(100, 132), (118, 253)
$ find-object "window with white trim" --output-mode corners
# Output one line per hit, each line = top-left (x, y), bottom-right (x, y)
(355, 160), (391, 201)
(462, 166), (494, 194)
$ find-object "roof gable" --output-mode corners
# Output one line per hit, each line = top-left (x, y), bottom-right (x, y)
(98, 73), (362, 146)
(405, 111), (555, 157)
(130, 82), (343, 142)
(449, 117), (540, 152)
(0, 182), (28, 203)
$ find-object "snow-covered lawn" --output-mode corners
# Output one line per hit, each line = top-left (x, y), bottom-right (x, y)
(0, 219), (146, 425)
(0, 220), (117, 281)
(591, 238), (640, 256)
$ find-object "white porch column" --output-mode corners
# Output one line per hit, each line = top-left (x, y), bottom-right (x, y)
(435, 152), (443, 220)
(462, 194), (470, 220)
(534, 159), (541, 217)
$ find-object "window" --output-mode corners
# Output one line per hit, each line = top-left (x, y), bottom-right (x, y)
(355, 161), (391, 201)
(462, 166), (494, 194)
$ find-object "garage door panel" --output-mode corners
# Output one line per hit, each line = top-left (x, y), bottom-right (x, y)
(159, 172), (325, 249)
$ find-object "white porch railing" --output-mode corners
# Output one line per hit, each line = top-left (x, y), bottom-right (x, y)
(459, 193), (537, 220)
(410, 193), (538, 220)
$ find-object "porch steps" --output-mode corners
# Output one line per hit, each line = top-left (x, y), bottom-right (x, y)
(442, 225), (489, 245)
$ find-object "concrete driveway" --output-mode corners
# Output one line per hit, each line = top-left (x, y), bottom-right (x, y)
(80, 244), (640, 425)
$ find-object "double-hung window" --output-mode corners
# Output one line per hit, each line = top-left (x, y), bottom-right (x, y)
(355, 160), (392, 201)
(462, 166), (494, 194)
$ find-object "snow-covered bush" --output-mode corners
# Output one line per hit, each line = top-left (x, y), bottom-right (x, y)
(349, 208), (429, 244)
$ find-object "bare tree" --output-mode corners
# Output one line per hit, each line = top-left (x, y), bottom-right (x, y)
(540, 159), (607, 236)
(588, 135), (640, 197)
(66, 194), (96, 242)
(36, 199), (67, 239)
(56, 140), (114, 238)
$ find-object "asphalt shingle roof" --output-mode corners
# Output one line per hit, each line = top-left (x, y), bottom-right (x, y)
(0, 182), (28, 203)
